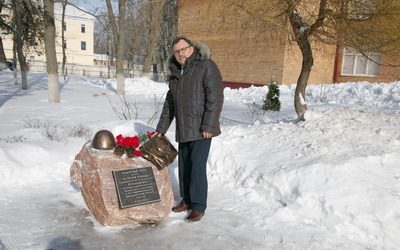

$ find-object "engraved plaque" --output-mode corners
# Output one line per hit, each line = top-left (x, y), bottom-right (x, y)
(112, 167), (160, 208)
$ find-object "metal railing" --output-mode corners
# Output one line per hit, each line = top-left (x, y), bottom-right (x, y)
(25, 60), (165, 80)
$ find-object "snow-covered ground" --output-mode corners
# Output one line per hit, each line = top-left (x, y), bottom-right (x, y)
(0, 72), (399, 250)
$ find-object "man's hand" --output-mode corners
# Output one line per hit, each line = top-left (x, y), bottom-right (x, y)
(201, 131), (213, 139)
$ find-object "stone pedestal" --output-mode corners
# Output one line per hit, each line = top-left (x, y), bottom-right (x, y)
(70, 142), (174, 226)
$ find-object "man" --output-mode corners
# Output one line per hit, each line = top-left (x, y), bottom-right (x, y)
(155, 36), (224, 222)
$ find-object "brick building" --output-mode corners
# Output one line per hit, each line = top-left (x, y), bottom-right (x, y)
(177, 0), (400, 85)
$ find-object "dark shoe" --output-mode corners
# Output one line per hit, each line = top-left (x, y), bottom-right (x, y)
(172, 203), (189, 212)
(185, 210), (204, 222)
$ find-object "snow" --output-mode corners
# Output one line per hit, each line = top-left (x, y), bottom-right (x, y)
(0, 72), (400, 249)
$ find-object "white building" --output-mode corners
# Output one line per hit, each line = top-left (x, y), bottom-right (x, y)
(1, 3), (96, 74)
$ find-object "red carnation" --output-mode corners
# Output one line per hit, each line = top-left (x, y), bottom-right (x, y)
(116, 134), (124, 146)
(134, 149), (142, 157)
(131, 136), (140, 148)
(122, 137), (131, 147)
(113, 133), (145, 158)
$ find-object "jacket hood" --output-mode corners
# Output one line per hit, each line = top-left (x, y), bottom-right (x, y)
(166, 40), (211, 75)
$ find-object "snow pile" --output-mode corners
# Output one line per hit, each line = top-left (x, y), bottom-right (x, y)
(0, 72), (399, 249)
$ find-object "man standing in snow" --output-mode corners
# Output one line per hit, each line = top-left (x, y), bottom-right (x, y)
(155, 36), (224, 222)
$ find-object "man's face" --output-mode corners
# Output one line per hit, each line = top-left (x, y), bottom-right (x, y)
(173, 40), (194, 65)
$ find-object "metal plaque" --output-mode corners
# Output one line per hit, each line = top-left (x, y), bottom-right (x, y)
(112, 167), (160, 208)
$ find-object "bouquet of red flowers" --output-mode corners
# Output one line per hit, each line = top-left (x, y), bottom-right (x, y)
(113, 131), (156, 158)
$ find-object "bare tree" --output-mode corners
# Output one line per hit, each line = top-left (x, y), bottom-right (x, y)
(124, 1), (142, 75)
(156, 0), (177, 76)
(13, 0), (29, 89)
(9, 0), (43, 89)
(12, 28), (17, 85)
(106, 0), (126, 95)
(43, 0), (60, 103)
(93, 13), (114, 78)
(0, 0), (17, 83)
(286, 0), (329, 121)
(0, 0), (8, 62)
(0, 38), (6, 62)
(93, 14), (110, 54)
(89, 0), (176, 79)
(124, 0), (150, 75)
(142, 0), (166, 75)
(0, 0), (7, 62)
(60, 0), (68, 79)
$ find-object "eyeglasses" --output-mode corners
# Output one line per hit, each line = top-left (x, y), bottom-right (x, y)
(173, 45), (191, 55)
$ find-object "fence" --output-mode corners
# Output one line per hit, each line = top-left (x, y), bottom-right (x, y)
(26, 60), (165, 80)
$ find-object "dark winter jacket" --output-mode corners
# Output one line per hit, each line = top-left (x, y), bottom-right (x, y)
(156, 41), (224, 143)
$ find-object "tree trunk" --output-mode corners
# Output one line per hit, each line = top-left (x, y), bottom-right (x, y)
(143, 0), (166, 75)
(14, 0), (28, 89)
(289, 11), (313, 121)
(0, 37), (6, 61)
(294, 42), (312, 121)
(0, 2), (6, 62)
(61, 0), (67, 79)
(15, 39), (28, 89)
(43, 0), (60, 103)
(12, 32), (18, 85)
(106, 0), (125, 95)
(107, 32), (111, 79)
(116, 0), (126, 95)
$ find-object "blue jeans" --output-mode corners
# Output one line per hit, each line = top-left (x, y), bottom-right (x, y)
(178, 138), (212, 213)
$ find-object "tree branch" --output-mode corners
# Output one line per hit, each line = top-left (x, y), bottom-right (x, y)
(309, 0), (328, 35)
(105, 0), (118, 46)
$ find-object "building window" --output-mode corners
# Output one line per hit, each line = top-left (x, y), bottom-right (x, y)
(81, 41), (86, 51)
(81, 24), (85, 33)
(347, 0), (375, 20)
(63, 22), (66, 31)
(341, 47), (380, 76)
(63, 41), (67, 49)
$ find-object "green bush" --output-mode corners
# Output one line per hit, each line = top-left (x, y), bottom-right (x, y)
(262, 81), (281, 111)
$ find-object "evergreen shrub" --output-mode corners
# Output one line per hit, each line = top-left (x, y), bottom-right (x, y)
(262, 81), (281, 111)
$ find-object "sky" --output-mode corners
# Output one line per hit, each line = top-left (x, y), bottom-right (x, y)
(69, 0), (107, 13)
(0, 71), (400, 249)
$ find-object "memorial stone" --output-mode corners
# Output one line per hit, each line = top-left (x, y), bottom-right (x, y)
(70, 142), (174, 226)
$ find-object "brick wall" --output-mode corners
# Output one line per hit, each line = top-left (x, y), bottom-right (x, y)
(178, 0), (338, 85)
(282, 42), (337, 84)
(178, 0), (286, 85)
(177, 0), (400, 85)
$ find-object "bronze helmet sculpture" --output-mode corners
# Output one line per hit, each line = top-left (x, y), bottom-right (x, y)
(91, 130), (116, 150)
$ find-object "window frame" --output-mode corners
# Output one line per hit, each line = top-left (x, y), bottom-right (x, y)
(341, 47), (380, 77)
(81, 41), (86, 51)
(81, 24), (86, 33)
